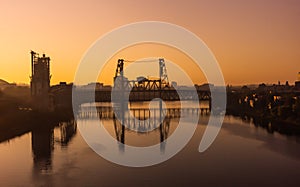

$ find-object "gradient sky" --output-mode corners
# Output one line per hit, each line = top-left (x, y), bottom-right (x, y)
(1, 0), (299, 85)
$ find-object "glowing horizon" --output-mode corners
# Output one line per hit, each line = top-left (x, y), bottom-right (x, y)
(1, 0), (299, 86)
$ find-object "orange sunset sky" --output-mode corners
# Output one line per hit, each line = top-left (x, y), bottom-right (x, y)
(0, 0), (299, 85)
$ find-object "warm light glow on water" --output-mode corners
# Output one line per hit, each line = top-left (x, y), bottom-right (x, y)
(0, 101), (300, 186)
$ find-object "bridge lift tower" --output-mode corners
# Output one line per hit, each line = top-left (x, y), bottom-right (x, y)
(113, 58), (169, 88)
(113, 58), (170, 147)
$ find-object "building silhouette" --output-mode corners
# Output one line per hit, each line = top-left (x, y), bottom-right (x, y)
(295, 72), (300, 90)
(30, 51), (51, 111)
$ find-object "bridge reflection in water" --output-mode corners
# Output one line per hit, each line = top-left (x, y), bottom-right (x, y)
(77, 101), (210, 152)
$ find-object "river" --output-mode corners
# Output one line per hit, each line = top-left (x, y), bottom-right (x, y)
(0, 101), (300, 186)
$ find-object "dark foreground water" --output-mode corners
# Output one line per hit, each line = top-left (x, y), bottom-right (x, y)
(1, 102), (300, 187)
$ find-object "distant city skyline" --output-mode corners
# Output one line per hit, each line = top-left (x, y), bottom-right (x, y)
(1, 0), (300, 85)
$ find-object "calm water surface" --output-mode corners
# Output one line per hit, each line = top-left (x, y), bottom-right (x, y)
(1, 101), (300, 187)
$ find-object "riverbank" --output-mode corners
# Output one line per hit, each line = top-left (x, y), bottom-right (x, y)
(0, 107), (74, 143)
(226, 106), (300, 136)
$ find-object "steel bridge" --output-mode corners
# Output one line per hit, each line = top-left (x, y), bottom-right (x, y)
(73, 58), (211, 107)
(112, 58), (210, 101)
(72, 88), (211, 103)
(74, 58), (212, 152)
